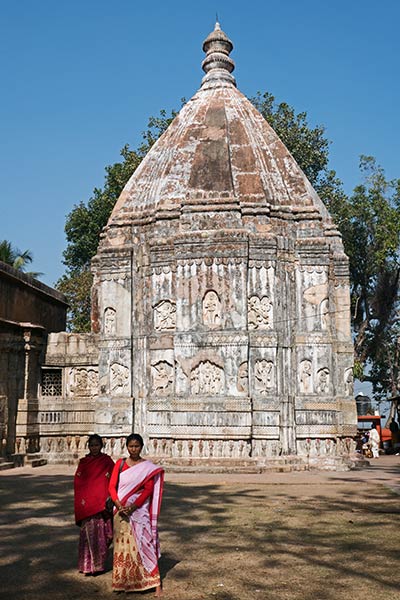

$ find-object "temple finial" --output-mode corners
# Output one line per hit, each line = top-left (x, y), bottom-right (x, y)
(201, 21), (236, 87)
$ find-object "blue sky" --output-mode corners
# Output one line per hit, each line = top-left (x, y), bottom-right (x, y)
(1, 0), (399, 291)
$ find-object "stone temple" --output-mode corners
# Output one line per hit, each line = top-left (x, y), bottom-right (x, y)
(1, 23), (358, 469)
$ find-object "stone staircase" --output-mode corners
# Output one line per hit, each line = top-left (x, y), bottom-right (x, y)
(154, 453), (369, 473)
(26, 453), (47, 467)
(6, 453), (48, 469)
(0, 457), (15, 471)
(155, 456), (308, 474)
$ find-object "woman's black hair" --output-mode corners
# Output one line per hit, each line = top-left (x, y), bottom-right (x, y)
(126, 433), (144, 448)
(88, 433), (104, 448)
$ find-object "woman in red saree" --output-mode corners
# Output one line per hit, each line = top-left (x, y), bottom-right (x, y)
(74, 434), (114, 575)
(109, 433), (164, 596)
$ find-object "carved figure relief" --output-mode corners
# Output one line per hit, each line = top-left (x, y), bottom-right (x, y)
(254, 359), (274, 394)
(154, 300), (176, 331)
(69, 368), (98, 397)
(111, 412), (129, 427)
(104, 307), (116, 335)
(317, 368), (330, 394)
(191, 360), (224, 395)
(202, 291), (221, 326)
(303, 283), (328, 305)
(152, 361), (174, 394)
(175, 362), (188, 391)
(299, 359), (313, 394)
(110, 363), (129, 394)
(344, 368), (353, 396)
(248, 296), (273, 330)
(302, 281), (329, 332)
(237, 362), (248, 393)
(319, 298), (329, 330)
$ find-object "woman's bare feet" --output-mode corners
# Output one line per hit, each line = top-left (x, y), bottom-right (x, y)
(155, 584), (163, 597)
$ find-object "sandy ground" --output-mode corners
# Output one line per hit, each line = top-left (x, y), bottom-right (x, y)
(0, 455), (399, 600)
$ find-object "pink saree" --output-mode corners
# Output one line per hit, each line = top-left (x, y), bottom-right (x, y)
(112, 460), (164, 592)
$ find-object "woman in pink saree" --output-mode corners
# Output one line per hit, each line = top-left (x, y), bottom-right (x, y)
(109, 433), (164, 596)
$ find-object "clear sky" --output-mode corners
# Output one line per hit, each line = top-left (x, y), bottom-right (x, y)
(1, 0), (399, 290)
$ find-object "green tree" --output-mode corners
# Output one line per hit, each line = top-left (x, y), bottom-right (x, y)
(57, 270), (93, 333)
(0, 240), (42, 278)
(341, 157), (400, 396)
(251, 91), (330, 186)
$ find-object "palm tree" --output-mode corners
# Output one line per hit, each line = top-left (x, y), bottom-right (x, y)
(0, 240), (43, 278)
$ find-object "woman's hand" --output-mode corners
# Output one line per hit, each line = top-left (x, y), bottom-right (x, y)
(118, 504), (137, 516)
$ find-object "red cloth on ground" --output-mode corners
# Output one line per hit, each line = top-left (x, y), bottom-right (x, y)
(109, 458), (154, 507)
(74, 453), (114, 524)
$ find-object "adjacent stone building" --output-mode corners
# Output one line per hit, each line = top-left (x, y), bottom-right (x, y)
(5, 23), (357, 468)
(0, 261), (67, 459)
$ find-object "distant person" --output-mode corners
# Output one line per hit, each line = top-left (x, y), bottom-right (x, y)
(109, 433), (164, 596)
(355, 433), (363, 453)
(74, 434), (114, 575)
(369, 424), (380, 459)
(389, 420), (400, 454)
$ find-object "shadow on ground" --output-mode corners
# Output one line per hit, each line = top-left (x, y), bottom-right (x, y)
(0, 465), (399, 600)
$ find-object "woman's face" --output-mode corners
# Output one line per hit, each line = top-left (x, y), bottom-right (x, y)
(127, 439), (142, 460)
(88, 439), (102, 456)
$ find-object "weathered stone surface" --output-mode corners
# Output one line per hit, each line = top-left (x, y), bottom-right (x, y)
(4, 23), (357, 468)
(89, 22), (356, 465)
(0, 263), (67, 457)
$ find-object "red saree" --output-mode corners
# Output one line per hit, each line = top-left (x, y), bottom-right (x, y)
(74, 452), (114, 574)
(74, 453), (115, 524)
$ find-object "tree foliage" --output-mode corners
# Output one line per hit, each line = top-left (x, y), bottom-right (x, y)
(0, 240), (42, 278)
(57, 269), (93, 333)
(251, 91), (330, 186)
(338, 157), (400, 397)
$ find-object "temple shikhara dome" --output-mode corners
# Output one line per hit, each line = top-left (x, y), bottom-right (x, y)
(104, 22), (337, 239)
(27, 23), (357, 469)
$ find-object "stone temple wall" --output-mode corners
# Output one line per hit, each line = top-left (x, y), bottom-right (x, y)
(4, 24), (358, 470)
(36, 332), (100, 463)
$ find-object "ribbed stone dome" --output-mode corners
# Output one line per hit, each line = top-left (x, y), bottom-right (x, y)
(105, 22), (337, 240)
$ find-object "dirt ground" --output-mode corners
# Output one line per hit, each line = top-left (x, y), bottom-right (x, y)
(0, 456), (399, 600)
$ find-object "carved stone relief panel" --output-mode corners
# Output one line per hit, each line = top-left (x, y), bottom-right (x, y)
(319, 298), (329, 331)
(316, 368), (330, 394)
(344, 368), (353, 397)
(254, 359), (275, 394)
(248, 296), (273, 330)
(110, 363), (130, 395)
(68, 367), (98, 397)
(191, 360), (225, 395)
(151, 361), (174, 395)
(154, 300), (176, 331)
(104, 307), (116, 335)
(111, 411), (129, 428)
(175, 361), (188, 394)
(202, 290), (221, 327)
(298, 267), (329, 332)
(299, 359), (313, 394)
(237, 362), (248, 393)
